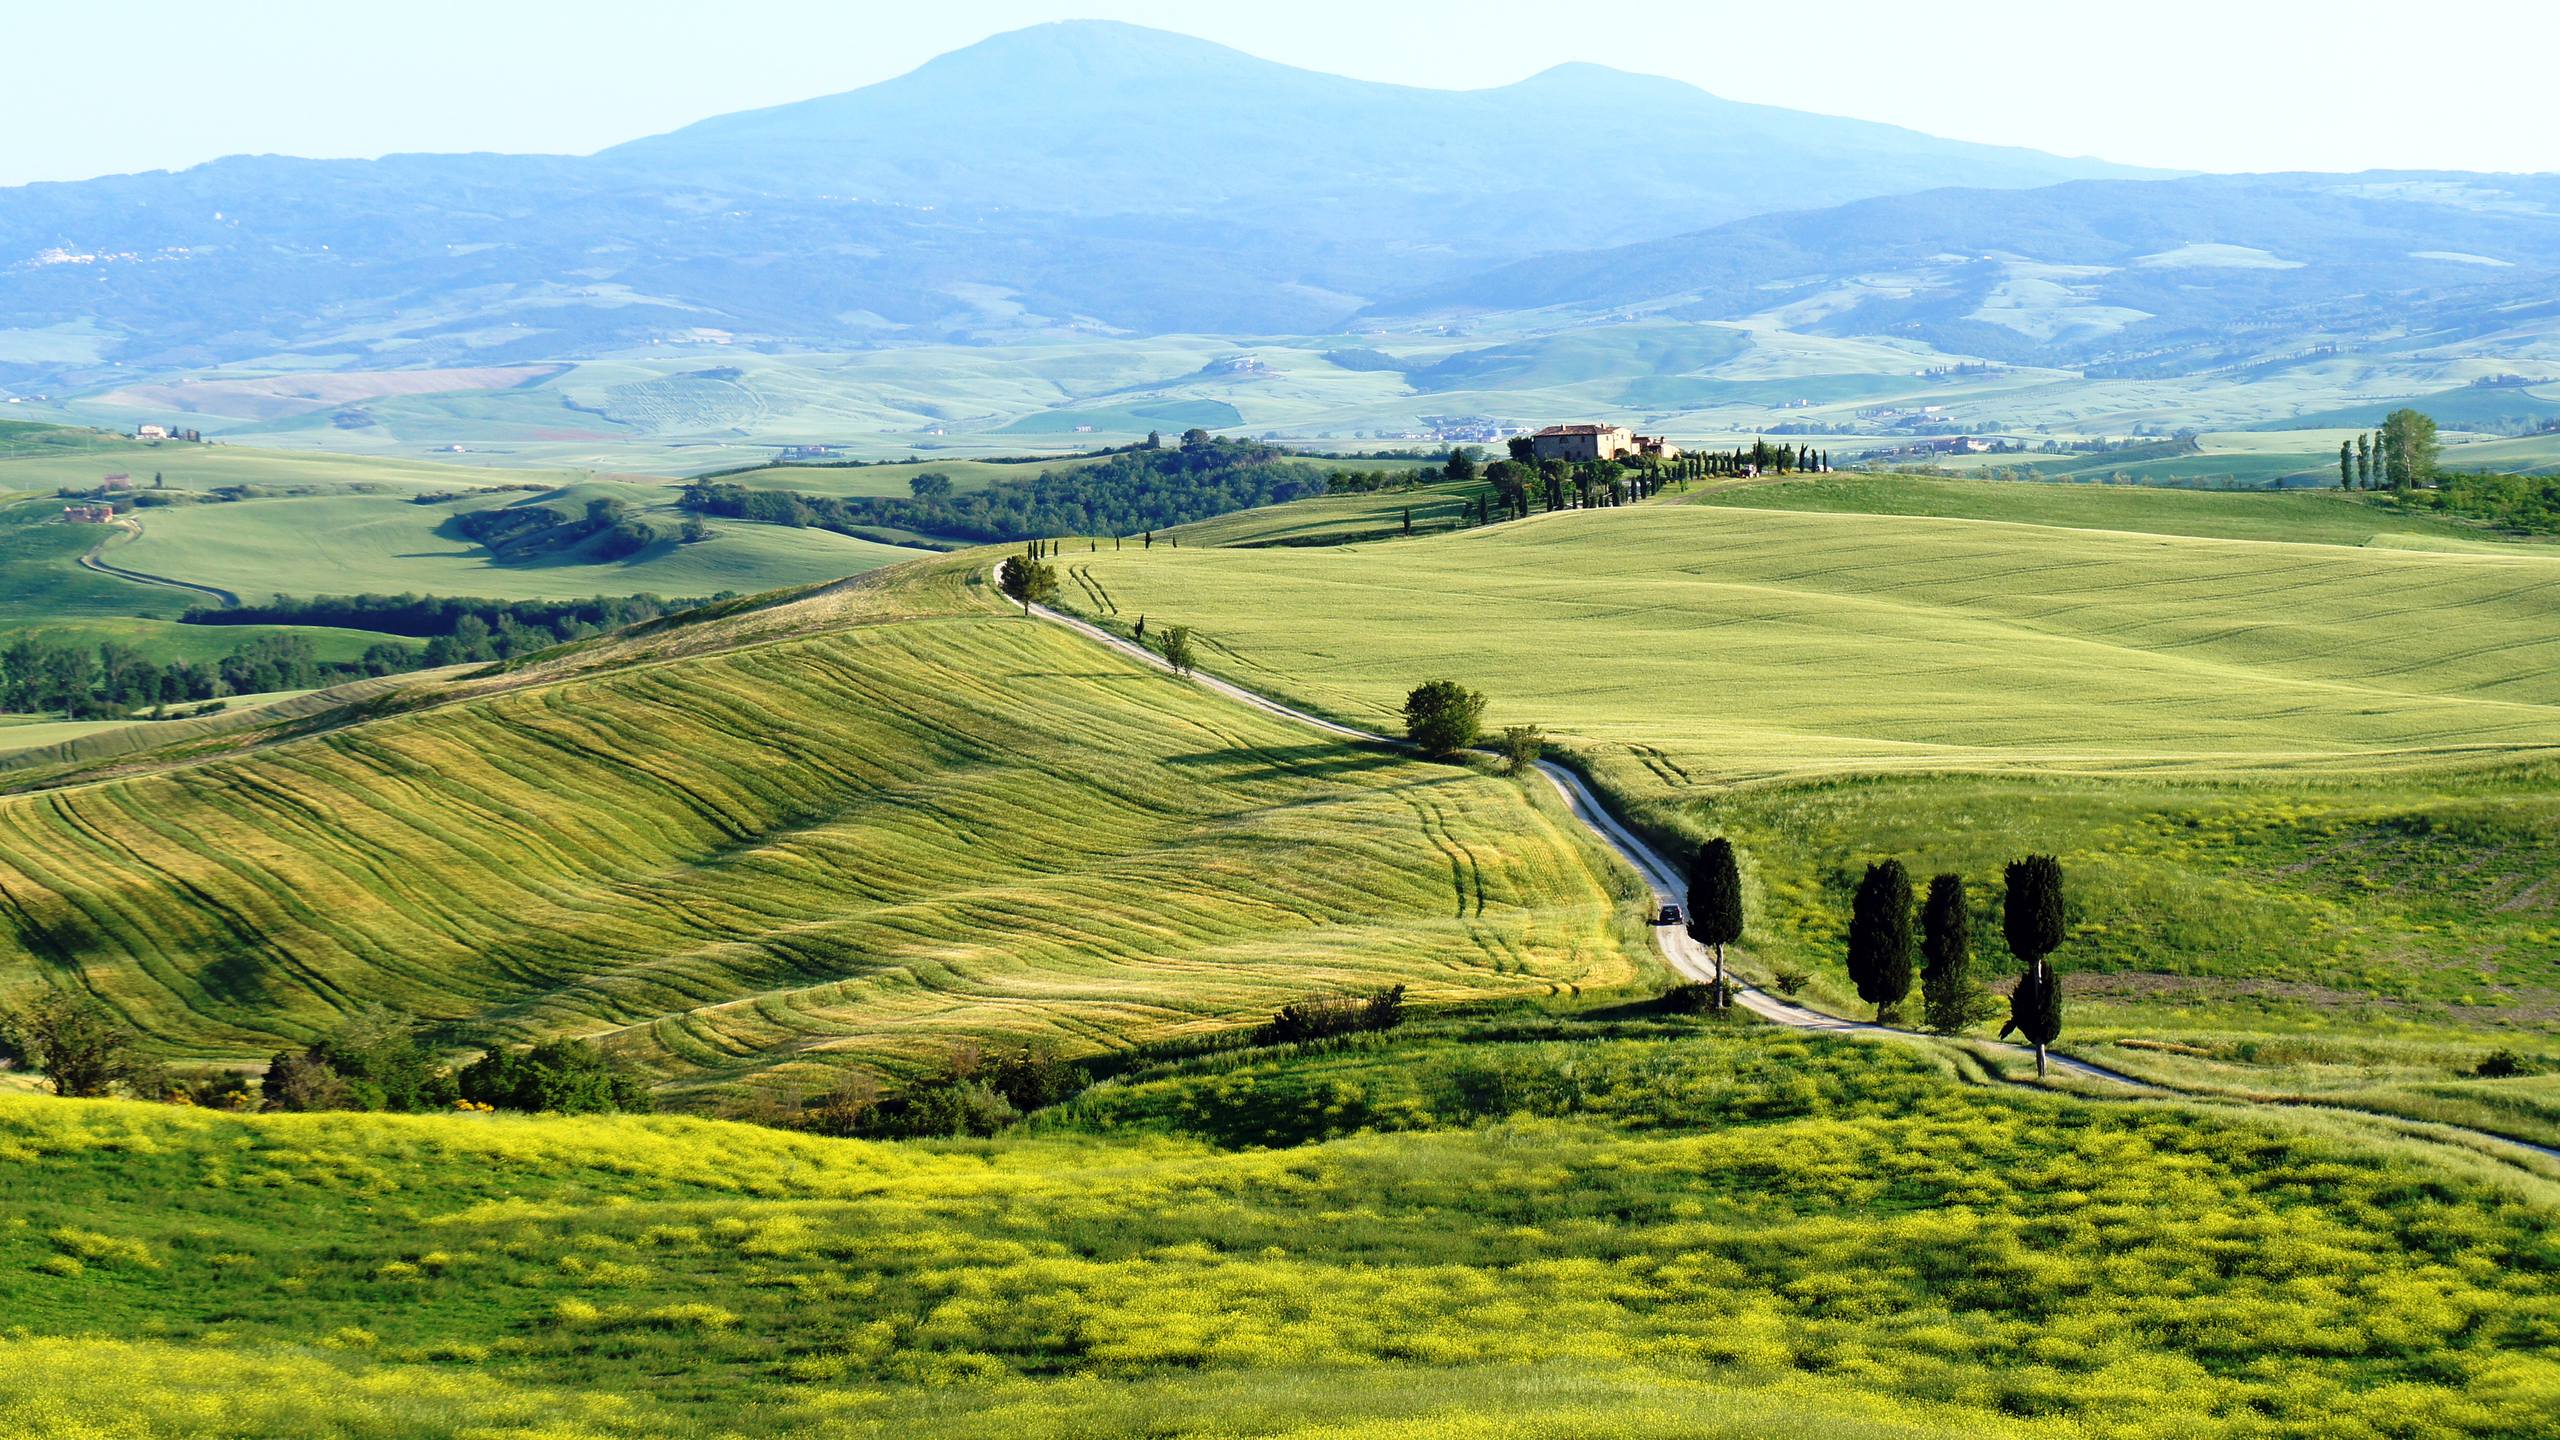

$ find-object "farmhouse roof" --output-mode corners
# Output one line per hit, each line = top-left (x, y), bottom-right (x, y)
(1532, 424), (1622, 437)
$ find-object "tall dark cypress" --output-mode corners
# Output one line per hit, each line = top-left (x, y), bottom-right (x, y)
(1919, 873), (1973, 1035)
(1686, 838), (1744, 1006)
(1999, 855), (2066, 1075)
(1846, 860), (1915, 1024)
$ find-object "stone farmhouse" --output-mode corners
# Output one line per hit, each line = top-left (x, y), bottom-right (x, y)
(1528, 423), (1678, 464)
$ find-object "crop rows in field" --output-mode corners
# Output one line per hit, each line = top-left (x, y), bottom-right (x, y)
(0, 588), (1633, 1094)
(1080, 501), (2560, 785)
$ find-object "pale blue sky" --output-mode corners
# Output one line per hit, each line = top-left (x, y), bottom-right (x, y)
(6, 1), (2555, 186)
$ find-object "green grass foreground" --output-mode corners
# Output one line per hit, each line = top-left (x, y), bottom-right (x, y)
(3, 1012), (2555, 1439)
(0, 558), (1639, 1095)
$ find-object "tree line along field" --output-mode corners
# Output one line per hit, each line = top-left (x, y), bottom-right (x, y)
(0, 555), (1639, 1098)
(1060, 479), (2560, 1142)
(3, 1008), (2555, 1440)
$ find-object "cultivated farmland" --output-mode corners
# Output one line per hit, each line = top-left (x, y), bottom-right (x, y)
(1070, 485), (2560, 1137)
(0, 559), (1638, 1095)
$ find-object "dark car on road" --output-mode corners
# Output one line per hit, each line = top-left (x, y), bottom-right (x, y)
(1656, 903), (1684, 926)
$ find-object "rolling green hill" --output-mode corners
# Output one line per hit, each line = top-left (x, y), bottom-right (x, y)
(1688, 473), (2545, 548)
(1067, 485), (2560, 1140)
(110, 487), (917, 604)
(0, 557), (1637, 1097)
(4, 1009), (2554, 1440)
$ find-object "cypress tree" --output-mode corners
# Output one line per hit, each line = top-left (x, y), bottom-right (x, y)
(1845, 860), (1915, 1023)
(2339, 440), (2354, 491)
(1999, 855), (2066, 1075)
(1919, 873), (1975, 1035)
(1686, 837), (1744, 1006)
(2355, 433), (2372, 488)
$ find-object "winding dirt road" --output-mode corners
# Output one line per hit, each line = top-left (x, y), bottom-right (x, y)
(1009, 568), (2560, 1167)
(76, 519), (240, 608)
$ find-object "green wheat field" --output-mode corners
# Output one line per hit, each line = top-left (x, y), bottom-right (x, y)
(1061, 478), (2560, 1142)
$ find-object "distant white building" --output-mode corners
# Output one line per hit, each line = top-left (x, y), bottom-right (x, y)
(135, 424), (168, 440)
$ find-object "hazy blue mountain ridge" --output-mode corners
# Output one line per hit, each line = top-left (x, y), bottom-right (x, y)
(0, 21), (2149, 386)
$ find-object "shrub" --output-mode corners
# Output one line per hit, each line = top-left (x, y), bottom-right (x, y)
(1257, 986), (1406, 1045)
(1659, 981), (1732, 1014)
(2473, 1049), (2534, 1078)
(263, 1007), (457, 1113)
(1497, 724), (1544, 775)
(1772, 967), (1812, 997)
(860, 1079), (1018, 1139)
(801, 1074), (883, 1137)
(457, 1039), (652, 1115)
(986, 1047), (1083, 1113)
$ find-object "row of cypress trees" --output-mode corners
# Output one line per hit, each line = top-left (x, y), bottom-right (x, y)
(1687, 844), (2069, 1075)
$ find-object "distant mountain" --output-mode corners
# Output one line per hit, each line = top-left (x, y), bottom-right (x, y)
(0, 21), (2146, 387)
(604, 22), (2146, 253)
(1375, 172), (2560, 378)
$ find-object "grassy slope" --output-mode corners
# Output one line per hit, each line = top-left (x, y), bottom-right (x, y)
(0, 433), (926, 644)
(1068, 486), (2560, 1140)
(1087, 502), (2560, 779)
(0, 498), (382, 651)
(3, 1014), (2554, 1440)
(1690, 473), (2537, 549)
(1168, 479), (1484, 547)
(0, 558), (1639, 1097)
(109, 489), (920, 604)
(0, 433), (592, 495)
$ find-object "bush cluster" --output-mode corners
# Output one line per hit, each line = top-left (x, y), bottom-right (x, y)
(1256, 985), (1406, 1045)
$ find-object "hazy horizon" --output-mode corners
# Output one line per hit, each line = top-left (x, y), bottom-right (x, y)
(6, 0), (2559, 188)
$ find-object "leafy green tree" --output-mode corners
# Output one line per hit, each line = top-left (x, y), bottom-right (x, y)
(262, 1006), (457, 1112)
(2356, 432), (2373, 488)
(1401, 679), (1485, 758)
(998, 552), (1058, 614)
(1180, 428), (1212, 449)
(1, 991), (148, 1098)
(908, 472), (954, 501)
(1497, 723), (1543, 775)
(457, 1039), (652, 1114)
(1445, 447), (1478, 483)
(1686, 837), (1744, 1005)
(1144, 430), (1163, 450)
(1846, 860), (1915, 1023)
(1920, 873), (1994, 1035)
(986, 1046), (1082, 1112)
(1505, 435), (1536, 465)
(2379, 409), (2440, 490)
(1160, 625), (1197, 677)
(2000, 854), (2067, 1075)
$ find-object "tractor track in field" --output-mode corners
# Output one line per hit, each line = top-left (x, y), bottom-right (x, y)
(1006, 564), (2560, 1169)
(77, 519), (240, 608)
